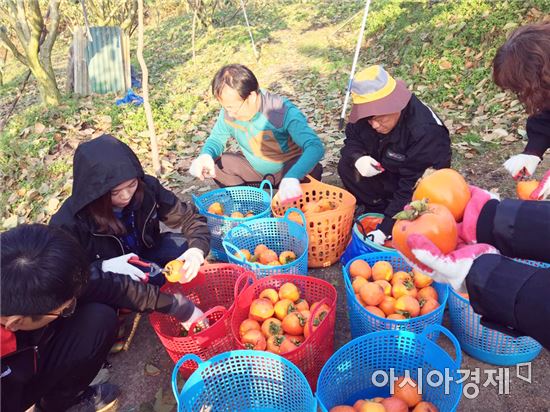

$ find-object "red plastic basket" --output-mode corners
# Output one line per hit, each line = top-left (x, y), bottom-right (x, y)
(149, 263), (251, 378)
(230, 273), (337, 390)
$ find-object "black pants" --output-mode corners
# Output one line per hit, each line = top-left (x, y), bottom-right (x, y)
(337, 154), (397, 212)
(19, 303), (118, 412)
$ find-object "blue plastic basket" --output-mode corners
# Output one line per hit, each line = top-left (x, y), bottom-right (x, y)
(223, 208), (309, 278)
(343, 252), (449, 339)
(172, 350), (317, 412)
(341, 213), (395, 265)
(193, 180), (273, 262)
(448, 259), (545, 366)
(316, 325), (462, 412)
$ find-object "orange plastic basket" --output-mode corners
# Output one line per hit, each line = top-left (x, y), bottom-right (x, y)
(272, 175), (356, 267)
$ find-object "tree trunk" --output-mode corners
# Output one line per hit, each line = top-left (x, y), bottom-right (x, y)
(0, 0), (62, 107)
(137, 0), (161, 176)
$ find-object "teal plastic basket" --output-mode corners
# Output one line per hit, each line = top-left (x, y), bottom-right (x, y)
(316, 325), (462, 411)
(343, 252), (448, 339)
(172, 350), (317, 412)
(193, 180), (273, 262)
(223, 208), (308, 278)
(448, 278), (544, 366)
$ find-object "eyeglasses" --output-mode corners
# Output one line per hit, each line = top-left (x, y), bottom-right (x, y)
(45, 297), (77, 318)
(222, 96), (248, 116)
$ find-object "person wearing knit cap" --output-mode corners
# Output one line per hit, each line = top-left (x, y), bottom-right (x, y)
(338, 65), (452, 245)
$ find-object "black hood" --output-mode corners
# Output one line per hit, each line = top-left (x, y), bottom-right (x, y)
(67, 134), (144, 215)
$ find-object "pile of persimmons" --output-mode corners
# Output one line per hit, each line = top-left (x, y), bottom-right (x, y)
(238, 282), (330, 354)
(234, 244), (297, 266)
(349, 259), (439, 319)
(330, 376), (439, 411)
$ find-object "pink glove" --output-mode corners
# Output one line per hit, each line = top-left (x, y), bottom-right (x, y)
(459, 185), (499, 244)
(406, 234), (499, 292)
(530, 169), (550, 200)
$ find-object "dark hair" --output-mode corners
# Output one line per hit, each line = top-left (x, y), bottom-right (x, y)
(1, 224), (89, 316)
(493, 22), (550, 115)
(211, 64), (259, 99)
(85, 179), (144, 235)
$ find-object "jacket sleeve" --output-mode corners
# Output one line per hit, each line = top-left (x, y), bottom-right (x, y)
(201, 111), (231, 159)
(379, 126), (451, 235)
(79, 264), (173, 313)
(476, 199), (550, 263)
(466, 254), (550, 350)
(340, 122), (370, 163)
(283, 105), (325, 179)
(523, 111), (550, 158)
(144, 175), (211, 255)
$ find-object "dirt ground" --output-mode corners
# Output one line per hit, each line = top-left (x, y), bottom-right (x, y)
(108, 148), (550, 412)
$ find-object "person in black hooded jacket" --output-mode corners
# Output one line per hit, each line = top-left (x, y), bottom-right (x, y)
(50, 134), (211, 286)
(406, 186), (550, 350)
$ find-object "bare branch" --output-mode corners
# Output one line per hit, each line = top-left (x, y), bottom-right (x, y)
(0, 25), (28, 65)
(15, 0), (31, 42)
(42, 0), (60, 57)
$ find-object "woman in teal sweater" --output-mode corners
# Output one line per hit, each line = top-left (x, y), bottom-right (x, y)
(189, 64), (325, 204)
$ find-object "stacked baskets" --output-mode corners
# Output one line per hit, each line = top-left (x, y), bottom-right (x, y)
(223, 208), (309, 278)
(193, 180), (273, 261)
(271, 175), (356, 268)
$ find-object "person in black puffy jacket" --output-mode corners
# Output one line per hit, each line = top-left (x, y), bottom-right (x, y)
(50, 134), (211, 284)
(406, 186), (550, 350)
(0, 224), (199, 412)
(338, 65), (451, 246)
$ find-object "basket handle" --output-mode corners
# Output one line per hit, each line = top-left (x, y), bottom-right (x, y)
(421, 324), (462, 369)
(259, 179), (274, 200)
(171, 353), (202, 404)
(355, 216), (369, 241)
(187, 305), (227, 337)
(192, 194), (205, 214)
(283, 207), (307, 226)
(223, 240), (249, 263)
(305, 297), (331, 340)
(234, 271), (257, 299)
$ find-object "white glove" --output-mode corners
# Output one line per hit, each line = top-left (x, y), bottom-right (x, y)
(176, 248), (205, 283)
(366, 229), (387, 245)
(355, 156), (384, 177)
(278, 178), (303, 204)
(503, 153), (541, 178)
(189, 154), (216, 180)
(101, 253), (147, 282)
(181, 305), (209, 331)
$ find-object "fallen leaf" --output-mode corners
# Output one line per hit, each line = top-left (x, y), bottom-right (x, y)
(34, 122), (46, 134)
(439, 59), (452, 70)
(45, 197), (60, 215)
(492, 128), (508, 138)
(2, 215), (18, 229)
(144, 363), (161, 377)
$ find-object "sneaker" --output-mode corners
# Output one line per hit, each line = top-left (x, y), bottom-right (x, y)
(67, 383), (120, 412)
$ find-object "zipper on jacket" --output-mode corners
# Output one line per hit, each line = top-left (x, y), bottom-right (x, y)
(141, 201), (157, 248)
(92, 232), (125, 255)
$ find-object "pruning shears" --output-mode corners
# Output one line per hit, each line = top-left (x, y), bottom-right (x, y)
(127, 256), (165, 286)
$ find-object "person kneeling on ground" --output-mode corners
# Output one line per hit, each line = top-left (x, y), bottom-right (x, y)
(405, 177), (550, 349)
(189, 64), (325, 204)
(50, 134), (210, 286)
(1, 224), (204, 412)
(338, 65), (451, 245)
